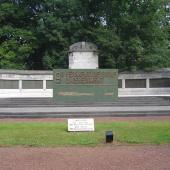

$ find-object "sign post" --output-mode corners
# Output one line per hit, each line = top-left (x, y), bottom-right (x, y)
(68, 118), (95, 132)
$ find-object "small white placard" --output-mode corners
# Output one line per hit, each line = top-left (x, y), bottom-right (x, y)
(68, 118), (95, 132)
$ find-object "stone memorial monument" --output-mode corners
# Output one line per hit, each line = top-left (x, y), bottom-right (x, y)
(53, 42), (118, 103)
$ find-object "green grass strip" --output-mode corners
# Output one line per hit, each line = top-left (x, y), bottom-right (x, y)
(0, 121), (170, 146)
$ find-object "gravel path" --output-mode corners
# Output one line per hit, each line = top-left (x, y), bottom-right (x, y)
(0, 145), (170, 170)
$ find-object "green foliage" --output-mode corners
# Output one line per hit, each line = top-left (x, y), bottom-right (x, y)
(0, 1), (37, 69)
(0, 26), (37, 69)
(0, 0), (169, 70)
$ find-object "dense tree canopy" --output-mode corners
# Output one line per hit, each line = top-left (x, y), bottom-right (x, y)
(0, 0), (169, 70)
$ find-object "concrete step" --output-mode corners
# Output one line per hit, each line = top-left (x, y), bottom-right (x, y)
(0, 102), (170, 107)
(0, 105), (170, 116)
(0, 97), (169, 107)
(0, 111), (170, 118)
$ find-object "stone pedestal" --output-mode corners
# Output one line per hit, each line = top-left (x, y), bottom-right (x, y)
(69, 42), (99, 69)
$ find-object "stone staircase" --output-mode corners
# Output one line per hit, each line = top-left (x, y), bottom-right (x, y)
(0, 97), (170, 107)
(0, 97), (169, 118)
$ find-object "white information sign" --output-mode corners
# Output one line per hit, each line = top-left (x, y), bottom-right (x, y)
(68, 118), (95, 132)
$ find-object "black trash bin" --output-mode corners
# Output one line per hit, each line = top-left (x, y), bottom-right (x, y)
(105, 131), (113, 143)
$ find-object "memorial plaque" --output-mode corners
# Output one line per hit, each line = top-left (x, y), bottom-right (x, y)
(53, 69), (118, 103)
(68, 118), (95, 132)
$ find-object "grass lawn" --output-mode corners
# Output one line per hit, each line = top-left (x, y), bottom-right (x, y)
(0, 121), (170, 146)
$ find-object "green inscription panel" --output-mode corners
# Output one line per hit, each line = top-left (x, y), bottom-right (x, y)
(53, 69), (118, 103)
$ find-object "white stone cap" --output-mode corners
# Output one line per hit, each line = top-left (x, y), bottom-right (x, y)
(69, 42), (98, 52)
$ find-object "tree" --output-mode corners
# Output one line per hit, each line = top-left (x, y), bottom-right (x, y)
(0, 0), (169, 70)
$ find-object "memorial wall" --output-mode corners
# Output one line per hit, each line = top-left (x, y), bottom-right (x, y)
(0, 69), (170, 97)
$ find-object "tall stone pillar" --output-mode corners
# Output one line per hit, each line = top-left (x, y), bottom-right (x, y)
(69, 42), (99, 69)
